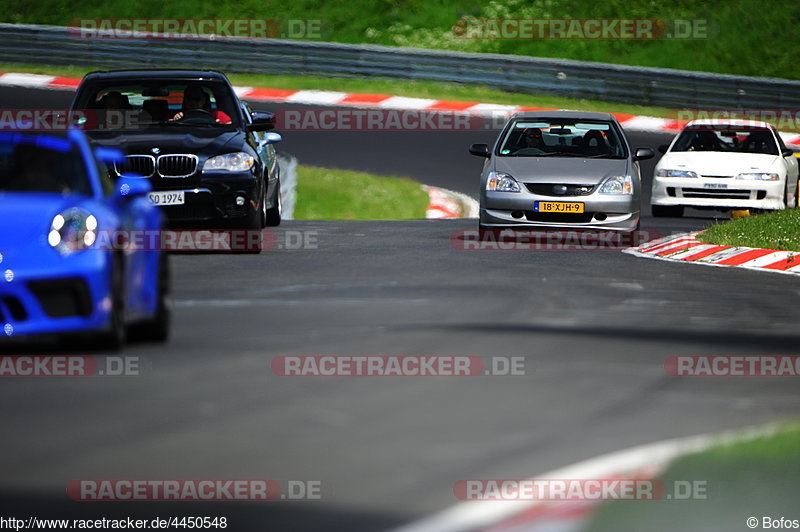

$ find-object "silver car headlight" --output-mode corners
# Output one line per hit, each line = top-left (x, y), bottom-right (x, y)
(48, 208), (97, 256)
(736, 172), (779, 181)
(486, 172), (521, 192)
(598, 175), (633, 195)
(656, 169), (698, 178)
(203, 152), (255, 173)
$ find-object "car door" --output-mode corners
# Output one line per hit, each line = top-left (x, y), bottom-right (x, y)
(774, 128), (799, 204)
(99, 157), (159, 321)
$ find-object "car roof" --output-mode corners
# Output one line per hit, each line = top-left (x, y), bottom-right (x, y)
(80, 69), (231, 82)
(512, 110), (617, 121)
(686, 118), (772, 129)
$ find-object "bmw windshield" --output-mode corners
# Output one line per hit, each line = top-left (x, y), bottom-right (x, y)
(73, 80), (241, 130)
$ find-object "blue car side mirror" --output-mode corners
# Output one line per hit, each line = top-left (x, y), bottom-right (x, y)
(117, 176), (152, 199)
(95, 146), (125, 164)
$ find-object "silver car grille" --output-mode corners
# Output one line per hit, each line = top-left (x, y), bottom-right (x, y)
(157, 154), (198, 178)
(115, 155), (155, 178)
(524, 183), (595, 196)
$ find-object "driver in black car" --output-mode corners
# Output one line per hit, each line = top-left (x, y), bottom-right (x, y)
(170, 86), (232, 124)
(169, 85), (209, 122)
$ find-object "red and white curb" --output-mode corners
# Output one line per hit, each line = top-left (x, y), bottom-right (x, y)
(424, 186), (479, 219)
(623, 232), (800, 275)
(4, 71), (800, 144)
(389, 424), (781, 532)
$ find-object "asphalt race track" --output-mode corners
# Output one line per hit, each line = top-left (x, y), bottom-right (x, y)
(2, 86), (799, 531)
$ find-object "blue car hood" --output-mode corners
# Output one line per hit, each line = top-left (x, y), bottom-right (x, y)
(0, 193), (85, 250)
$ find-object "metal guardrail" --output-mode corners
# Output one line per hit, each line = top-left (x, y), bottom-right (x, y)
(2, 23), (800, 109)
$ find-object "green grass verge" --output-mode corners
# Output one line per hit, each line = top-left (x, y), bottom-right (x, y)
(294, 165), (428, 220)
(0, 61), (676, 118)
(700, 209), (800, 252)
(3, 0), (798, 80)
(584, 424), (800, 531)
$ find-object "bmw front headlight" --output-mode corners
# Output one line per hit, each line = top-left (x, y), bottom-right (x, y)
(599, 175), (633, 195)
(203, 152), (255, 173)
(656, 169), (698, 178)
(486, 172), (521, 192)
(736, 172), (779, 181)
(48, 208), (97, 256)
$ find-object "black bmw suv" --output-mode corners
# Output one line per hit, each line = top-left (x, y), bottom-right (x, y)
(71, 70), (282, 229)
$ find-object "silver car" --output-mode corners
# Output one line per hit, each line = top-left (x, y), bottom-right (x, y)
(470, 111), (654, 233)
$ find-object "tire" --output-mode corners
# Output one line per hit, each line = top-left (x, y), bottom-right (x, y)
(131, 253), (170, 343)
(234, 209), (263, 254)
(651, 205), (684, 218)
(785, 179), (798, 209)
(96, 254), (125, 350)
(265, 179), (282, 227)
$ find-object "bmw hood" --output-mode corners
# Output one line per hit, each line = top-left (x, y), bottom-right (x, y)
(657, 152), (782, 177)
(85, 128), (245, 157)
(493, 157), (630, 185)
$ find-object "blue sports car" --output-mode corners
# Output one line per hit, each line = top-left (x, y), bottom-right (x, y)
(0, 129), (169, 348)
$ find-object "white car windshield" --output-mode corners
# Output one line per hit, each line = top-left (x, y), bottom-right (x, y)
(671, 126), (779, 155)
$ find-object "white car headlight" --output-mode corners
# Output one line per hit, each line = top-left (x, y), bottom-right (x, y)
(203, 152), (255, 173)
(599, 175), (633, 195)
(486, 172), (521, 192)
(48, 208), (97, 256)
(656, 169), (698, 178)
(736, 172), (779, 181)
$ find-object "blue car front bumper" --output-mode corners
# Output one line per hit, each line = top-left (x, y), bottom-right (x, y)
(0, 246), (113, 338)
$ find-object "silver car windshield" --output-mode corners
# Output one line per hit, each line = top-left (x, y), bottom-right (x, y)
(498, 119), (627, 158)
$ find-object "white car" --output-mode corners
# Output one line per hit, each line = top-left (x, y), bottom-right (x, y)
(651, 119), (799, 217)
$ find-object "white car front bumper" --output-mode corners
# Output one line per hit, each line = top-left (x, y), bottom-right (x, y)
(651, 177), (785, 210)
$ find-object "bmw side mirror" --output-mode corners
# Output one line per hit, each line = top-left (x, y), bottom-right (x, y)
(264, 132), (282, 145)
(116, 176), (152, 199)
(782, 148), (795, 157)
(634, 147), (655, 161)
(469, 143), (490, 158)
(249, 111), (275, 132)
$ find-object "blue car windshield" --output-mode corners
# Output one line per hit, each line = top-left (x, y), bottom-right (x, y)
(0, 141), (93, 196)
